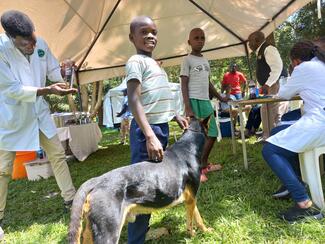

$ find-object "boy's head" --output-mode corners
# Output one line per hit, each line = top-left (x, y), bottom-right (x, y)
(188, 28), (205, 53)
(129, 16), (157, 56)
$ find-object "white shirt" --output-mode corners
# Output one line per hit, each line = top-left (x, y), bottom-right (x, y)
(267, 57), (325, 152)
(0, 33), (63, 151)
(180, 54), (210, 100)
(256, 42), (283, 87)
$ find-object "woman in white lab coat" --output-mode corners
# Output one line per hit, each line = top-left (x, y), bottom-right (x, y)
(262, 40), (325, 223)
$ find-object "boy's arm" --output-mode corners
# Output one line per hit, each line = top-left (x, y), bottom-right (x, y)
(127, 79), (164, 161)
(116, 103), (127, 117)
(240, 73), (247, 97)
(180, 76), (194, 118)
(209, 81), (228, 102)
(220, 75), (229, 94)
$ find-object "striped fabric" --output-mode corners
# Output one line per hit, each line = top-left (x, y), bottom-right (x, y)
(125, 54), (175, 124)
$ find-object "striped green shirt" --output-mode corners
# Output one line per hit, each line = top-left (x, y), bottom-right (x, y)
(125, 54), (175, 124)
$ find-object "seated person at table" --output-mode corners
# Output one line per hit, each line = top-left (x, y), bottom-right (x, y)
(244, 105), (261, 138)
(219, 93), (251, 134)
(262, 40), (325, 222)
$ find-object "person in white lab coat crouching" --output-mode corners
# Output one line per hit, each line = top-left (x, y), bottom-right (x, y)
(262, 40), (325, 223)
(0, 10), (77, 229)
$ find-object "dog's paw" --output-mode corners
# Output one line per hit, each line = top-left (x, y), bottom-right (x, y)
(204, 227), (214, 233)
(187, 228), (196, 237)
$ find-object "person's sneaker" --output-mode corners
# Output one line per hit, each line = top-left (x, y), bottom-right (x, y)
(272, 185), (291, 200)
(63, 200), (73, 213)
(0, 219), (4, 241)
(279, 204), (323, 223)
(256, 136), (267, 144)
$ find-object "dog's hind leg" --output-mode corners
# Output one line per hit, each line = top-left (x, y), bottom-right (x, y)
(82, 214), (94, 244)
(88, 192), (125, 244)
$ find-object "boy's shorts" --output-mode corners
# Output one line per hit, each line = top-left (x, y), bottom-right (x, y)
(190, 98), (218, 137)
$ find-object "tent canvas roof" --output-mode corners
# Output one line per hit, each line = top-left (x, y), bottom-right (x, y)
(1, 0), (311, 84)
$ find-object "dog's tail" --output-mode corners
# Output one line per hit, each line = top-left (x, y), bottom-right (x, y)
(68, 179), (96, 244)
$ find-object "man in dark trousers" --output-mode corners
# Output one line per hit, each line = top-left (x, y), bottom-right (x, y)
(248, 31), (288, 140)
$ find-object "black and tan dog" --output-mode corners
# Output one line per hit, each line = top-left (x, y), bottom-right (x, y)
(69, 117), (212, 244)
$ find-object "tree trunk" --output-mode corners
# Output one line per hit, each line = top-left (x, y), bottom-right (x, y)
(80, 84), (89, 112)
(90, 81), (97, 114)
(90, 80), (103, 118)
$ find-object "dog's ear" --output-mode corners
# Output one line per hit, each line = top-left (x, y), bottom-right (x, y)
(200, 114), (212, 134)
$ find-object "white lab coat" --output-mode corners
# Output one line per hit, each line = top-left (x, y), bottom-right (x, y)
(267, 57), (325, 153)
(0, 34), (63, 151)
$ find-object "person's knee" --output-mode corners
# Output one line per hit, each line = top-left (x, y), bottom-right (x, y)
(262, 142), (272, 160)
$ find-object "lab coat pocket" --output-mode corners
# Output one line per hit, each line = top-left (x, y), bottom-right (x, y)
(0, 100), (21, 129)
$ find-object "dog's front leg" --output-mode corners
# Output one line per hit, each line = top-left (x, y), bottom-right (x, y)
(193, 205), (213, 233)
(185, 200), (196, 236)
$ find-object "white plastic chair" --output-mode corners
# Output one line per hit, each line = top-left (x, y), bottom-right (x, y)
(299, 146), (325, 210)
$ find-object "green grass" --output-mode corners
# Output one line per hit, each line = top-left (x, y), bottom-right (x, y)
(2, 122), (325, 243)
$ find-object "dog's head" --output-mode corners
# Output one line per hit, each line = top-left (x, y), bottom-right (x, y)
(187, 115), (211, 136)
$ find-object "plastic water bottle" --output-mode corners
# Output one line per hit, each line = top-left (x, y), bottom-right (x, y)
(37, 148), (44, 159)
(63, 59), (74, 88)
(248, 80), (257, 99)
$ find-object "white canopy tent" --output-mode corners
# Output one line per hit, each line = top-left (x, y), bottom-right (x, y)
(103, 81), (184, 127)
(1, 0), (312, 85)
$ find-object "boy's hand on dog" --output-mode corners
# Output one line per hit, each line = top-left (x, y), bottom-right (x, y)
(185, 106), (195, 118)
(146, 135), (164, 162)
(174, 115), (189, 130)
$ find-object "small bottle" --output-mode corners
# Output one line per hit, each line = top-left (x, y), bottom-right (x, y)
(63, 59), (74, 88)
(37, 148), (44, 159)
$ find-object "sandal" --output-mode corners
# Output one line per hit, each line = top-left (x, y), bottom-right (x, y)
(200, 172), (208, 183)
(202, 163), (222, 174)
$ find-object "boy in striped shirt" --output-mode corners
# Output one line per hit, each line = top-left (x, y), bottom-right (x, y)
(126, 16), (188, 244)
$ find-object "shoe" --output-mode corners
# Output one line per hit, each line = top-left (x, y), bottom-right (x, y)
(279, 204), (323, 223)
(256, 136), (267, 144)
(64, 200), (73, 213)
(145, 227), (169, 241)
(0, 219), (4, 241)
(200, 172), (208, 183)
(272, 185), (291, 200)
